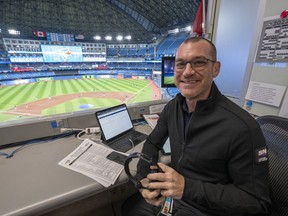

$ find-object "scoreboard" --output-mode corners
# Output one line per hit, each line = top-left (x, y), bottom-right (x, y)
(41, 45), (83, 63)
(46, 32), (75, 42)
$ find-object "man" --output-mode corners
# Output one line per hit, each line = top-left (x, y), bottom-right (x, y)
(123, 37), (271, 215)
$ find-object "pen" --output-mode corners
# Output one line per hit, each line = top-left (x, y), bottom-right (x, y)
(69, 143), (93, 165)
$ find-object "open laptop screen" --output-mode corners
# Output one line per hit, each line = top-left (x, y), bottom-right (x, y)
(96, 104), (133, 141)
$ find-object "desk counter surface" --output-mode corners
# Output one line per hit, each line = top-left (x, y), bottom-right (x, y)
(0, 125), (151, 216)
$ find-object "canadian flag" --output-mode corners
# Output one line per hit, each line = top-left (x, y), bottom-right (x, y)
(33, 31), (46, 37)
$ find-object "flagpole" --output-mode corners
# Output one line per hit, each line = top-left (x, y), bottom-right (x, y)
(202, 0), (206, 36)
(191, 0), (204, 38)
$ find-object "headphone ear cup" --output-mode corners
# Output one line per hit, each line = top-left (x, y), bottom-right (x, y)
(124, 155), (138, 187)
(124, 153), (146, 189)
(124, 152), (155, 189)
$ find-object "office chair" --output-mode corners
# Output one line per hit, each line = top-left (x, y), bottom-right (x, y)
(256, 115), (288, 216)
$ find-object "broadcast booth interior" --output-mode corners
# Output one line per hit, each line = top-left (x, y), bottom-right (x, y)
(0, 0), (287, 215)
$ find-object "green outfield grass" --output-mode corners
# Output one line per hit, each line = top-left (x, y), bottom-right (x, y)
(0, 78), (157, 122)
(42, 98), (121, 115)
(164, 76), (175, 85)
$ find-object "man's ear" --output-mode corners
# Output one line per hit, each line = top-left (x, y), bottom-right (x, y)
(212, 61), (221, 78)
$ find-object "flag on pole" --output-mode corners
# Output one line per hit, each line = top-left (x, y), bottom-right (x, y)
(33, 31), (47, 37)
(192, 0), (203, 37)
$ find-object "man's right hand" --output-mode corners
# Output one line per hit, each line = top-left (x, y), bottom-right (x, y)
(139, 178), (166, 206)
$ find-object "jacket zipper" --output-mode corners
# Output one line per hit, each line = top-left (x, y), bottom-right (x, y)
(177, 111), (194, 170)
(177, 141), (185, 170)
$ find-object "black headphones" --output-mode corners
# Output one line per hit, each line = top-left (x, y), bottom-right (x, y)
(124, 152), (161, 189)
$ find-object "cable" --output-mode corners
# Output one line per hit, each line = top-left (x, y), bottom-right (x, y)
(76, 130), (87, 140)
(0, 151), (9, 158)
(76, 127), (101, 141)
(128, 138), (135, 154)
(0, 131), (75, 159)
(0, 127), (100, 158)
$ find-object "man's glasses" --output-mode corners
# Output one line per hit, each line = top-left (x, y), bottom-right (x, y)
(175, 57), (215, 72)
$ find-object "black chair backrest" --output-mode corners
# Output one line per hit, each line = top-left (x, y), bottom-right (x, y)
(256, 115), (288, 216)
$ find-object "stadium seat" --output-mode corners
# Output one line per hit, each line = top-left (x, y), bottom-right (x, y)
(256, 115), (288, 216)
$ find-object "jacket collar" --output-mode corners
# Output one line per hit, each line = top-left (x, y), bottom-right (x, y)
(175, 82), (223, 112)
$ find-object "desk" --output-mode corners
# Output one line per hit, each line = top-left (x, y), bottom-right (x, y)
(0, 125), (152, 216)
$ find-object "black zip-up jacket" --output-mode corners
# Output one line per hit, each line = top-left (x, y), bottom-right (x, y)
(138, 83), (271, 215)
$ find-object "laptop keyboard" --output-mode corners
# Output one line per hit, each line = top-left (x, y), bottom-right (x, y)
(109, 131), (147, 152)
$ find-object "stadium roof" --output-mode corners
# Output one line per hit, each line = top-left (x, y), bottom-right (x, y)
(0, 0), (202, 43)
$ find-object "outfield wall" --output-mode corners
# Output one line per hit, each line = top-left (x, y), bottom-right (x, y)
(0, 73), (153, 86)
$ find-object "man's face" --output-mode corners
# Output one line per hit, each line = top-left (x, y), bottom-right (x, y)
(174, 40), (220, 101)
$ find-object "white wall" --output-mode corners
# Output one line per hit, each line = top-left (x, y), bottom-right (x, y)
(212, 0), (288, 117)
(244, 0), (288, 117)
(212, 0), (265, 105)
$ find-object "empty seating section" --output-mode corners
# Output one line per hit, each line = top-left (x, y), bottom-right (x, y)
(155, 33), (189, 58)
(0, 33), (186, 78)
(137, 47), (147, 56)
(106, 48), (118, 57)
(164, 33), (188, 55)
(127, 48), (137, 57)
(145, 47), (155, 58)
(107, 62), (159, 70)
(79, 70), (151, 76)
(156, 35), (175, 56)
(104, 33), (188, 59)
(0, 64), (10, 71)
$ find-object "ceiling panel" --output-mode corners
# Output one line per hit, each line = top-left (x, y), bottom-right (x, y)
(0, 0), (201, 43)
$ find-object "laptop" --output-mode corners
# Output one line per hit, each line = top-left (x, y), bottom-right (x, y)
(95, 104), (148, 152)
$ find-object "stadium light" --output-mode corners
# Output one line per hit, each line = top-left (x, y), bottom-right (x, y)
(125, 35), (132, 40)
(185, 26), (191, 31)
(116, 35), (123, 41)
(179, 26), (191, 32)
(8, 29), (20, 35)
(168, 28), (179, 34)
(105, 35), (112, 40)
(93, 35), (101, 40)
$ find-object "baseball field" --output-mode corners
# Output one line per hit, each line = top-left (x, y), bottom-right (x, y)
(164, 76), (175, 85)
(0, 78), (160, 122)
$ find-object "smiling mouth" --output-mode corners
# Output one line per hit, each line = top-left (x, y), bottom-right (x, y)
(181, 80), (198, 84)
